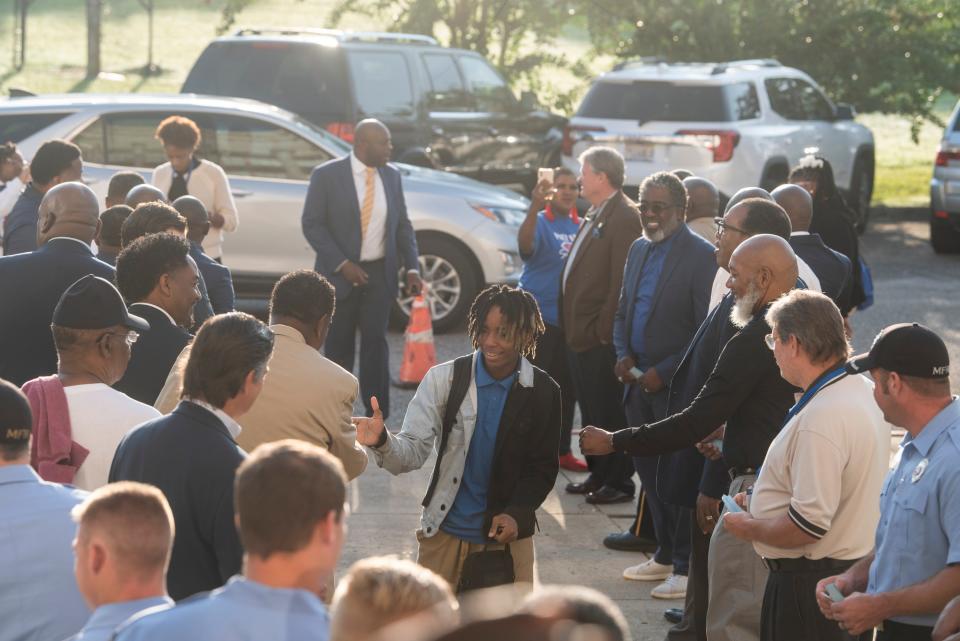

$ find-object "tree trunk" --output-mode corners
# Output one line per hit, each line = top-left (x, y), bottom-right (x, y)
(86, 0), (102, 79)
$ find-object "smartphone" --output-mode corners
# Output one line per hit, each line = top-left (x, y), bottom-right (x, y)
(825, 583), (844, 603)
(537, 167), (555, 185)
(629, 366), (643, 379)
(721, 494), (743, 513)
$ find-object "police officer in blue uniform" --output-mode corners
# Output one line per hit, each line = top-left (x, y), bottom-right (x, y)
(816, 323), (960, 640)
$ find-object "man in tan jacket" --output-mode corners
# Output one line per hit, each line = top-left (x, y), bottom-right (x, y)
(155, 270), (367, 480)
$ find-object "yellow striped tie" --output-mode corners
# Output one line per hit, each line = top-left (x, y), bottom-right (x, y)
(361, 167), (375, 239)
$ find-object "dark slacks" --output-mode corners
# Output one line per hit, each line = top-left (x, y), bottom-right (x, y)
(760, 560), (862, 641)
(567, 344), (635, 494)
(666, 514), (711, 641)
(531, 323), (577, 455)
(874, 621), (933, 641)
(624, 384), (690, 574)
(324, 259), (392, 419)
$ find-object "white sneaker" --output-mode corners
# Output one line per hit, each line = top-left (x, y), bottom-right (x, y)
(622, 558), (673, 582)
(651, 574), (688, 600)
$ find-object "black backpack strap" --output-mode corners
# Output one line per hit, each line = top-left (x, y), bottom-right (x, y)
(422, 354), (474, 507)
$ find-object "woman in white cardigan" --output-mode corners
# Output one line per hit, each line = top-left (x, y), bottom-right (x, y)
(152, 116), (238, 261)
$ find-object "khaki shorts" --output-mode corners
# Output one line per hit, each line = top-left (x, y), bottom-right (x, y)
(416, 528), (535, 593)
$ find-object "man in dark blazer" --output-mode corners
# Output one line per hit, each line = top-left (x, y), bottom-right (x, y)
(109, 312), (274, 601)
(301, 119), (421, 420)
(173, 195), (236, 313)
(0, 182), (114, 386)
(114, 233), (200, 405)
(559, 146), (643, 504)
(773, 184), (854, 315)
(612, 172), (716, 599)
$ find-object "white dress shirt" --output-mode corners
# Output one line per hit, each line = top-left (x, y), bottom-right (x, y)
(188, 398), (243, 440)
(350, 152), (387, 262)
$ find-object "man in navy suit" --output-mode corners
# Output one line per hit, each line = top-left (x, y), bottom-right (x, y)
(773, 185), (854, 315)
(613, 172), (717, 601)
(0, 182), (114, 386)
(173, 195), (236, 314)
(301, 119), (421, 419)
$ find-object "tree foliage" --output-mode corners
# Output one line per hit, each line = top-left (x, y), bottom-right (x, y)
(579, 0), (960, 139)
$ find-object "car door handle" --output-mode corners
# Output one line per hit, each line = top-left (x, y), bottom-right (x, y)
(231, 190), (253, 199)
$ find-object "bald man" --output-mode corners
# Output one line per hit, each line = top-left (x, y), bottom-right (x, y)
(125, 184), (168, 209)
(683, 177), (720, 242)
(302, 118), (421, 420)
(581, 235), (801, 641)
(773, 184), (854, 314)
(0, 182), (115, 385)
(174, 196), (235, 314)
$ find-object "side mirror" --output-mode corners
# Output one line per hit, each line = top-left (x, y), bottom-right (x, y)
(519, 90), (538, 111)
(835, 103), (856, 120)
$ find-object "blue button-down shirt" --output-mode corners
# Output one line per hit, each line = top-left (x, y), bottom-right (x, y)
(0, 465), (90, 641)
(68, 596), (173, 641)
(629, 232), (678, 367)
(441, 353), (517, 543)
(868, 397), (960, 627)
(116, 576), (329, 641)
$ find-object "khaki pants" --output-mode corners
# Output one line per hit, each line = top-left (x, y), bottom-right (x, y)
(416, 529), (535, 593)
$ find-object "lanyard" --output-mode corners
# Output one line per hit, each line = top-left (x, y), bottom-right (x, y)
(544, 202), (580, 225)
(783, 366), (848, 425)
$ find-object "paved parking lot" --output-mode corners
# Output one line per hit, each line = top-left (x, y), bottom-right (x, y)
(340, 213), (960, 640)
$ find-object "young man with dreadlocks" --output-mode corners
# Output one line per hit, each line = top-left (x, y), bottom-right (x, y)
(355, 285), (561, 591)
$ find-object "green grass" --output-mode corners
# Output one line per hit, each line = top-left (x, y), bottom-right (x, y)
(0, 0), (951, 207)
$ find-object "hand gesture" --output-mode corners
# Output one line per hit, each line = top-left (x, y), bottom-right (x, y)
(580, 425), (614, 455)
(353, 396), (385, 447)
(614, 355), (637, 383)
(815, 573), (853, 620)
(488, 513), (519, 543)
(696, 493), (721, 534)
(639, 368), (664, 394)
(531, 179), (556, 206)
(341, 261), (370, 287)
(405, 271), (423, 297)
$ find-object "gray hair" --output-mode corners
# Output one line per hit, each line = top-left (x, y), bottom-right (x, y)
(639, 171), (687, 210)
(766, 290), (850, 365)
(578, 146), (625, 189)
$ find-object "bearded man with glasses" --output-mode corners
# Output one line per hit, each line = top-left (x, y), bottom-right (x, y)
(21, 275), (159, 490)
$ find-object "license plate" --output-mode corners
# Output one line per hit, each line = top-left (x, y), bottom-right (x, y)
(625, 142), (654, 162)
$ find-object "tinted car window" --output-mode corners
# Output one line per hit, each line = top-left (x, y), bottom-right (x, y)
(577, 81), (750, 122)
(794, 79), (834, 121)
(210, 114), (331, 181)
(72, 112), (218, 168)
(422, 54), (471, 111)
(0, 113), (71, 144)
(765, 78), (821, 120)
(183, 42), (350, 123)
(458, 56), (515, 112)
(346, 51), (415, 118)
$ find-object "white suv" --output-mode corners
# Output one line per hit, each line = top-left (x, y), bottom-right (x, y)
(562, 59), (875, 229)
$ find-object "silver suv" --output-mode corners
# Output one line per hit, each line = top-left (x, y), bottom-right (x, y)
(0, 94), (530, 330)
(930, 99), (960, 253)
(563, 59), (875, 230)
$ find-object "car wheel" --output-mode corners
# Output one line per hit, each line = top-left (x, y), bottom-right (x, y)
(930, 218), (960, 254)
(850, 158), (872, 234)
(392, 236), (479, 333)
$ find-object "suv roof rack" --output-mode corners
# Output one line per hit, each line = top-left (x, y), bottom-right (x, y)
(611, 57), (668, 71)
(611, 57), (781, 74)
(711, 59), (781, 74)
(233, 27), (439, 46)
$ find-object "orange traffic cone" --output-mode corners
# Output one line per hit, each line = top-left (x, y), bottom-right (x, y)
(394, 294), (437, 389)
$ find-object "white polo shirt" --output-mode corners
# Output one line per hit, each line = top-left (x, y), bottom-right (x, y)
(750, 372), (890, 560)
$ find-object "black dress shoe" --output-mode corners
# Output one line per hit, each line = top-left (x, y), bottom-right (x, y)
(602, 531), (657, 552)
(664, 608), (683, 624)
(565, 477), (603, 495)
(585, 486), (634, 504)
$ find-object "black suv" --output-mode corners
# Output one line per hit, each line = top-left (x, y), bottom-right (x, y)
(183, 29), (566, 188)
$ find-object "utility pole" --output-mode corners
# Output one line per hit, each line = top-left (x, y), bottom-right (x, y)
(86, 0), (102, 79)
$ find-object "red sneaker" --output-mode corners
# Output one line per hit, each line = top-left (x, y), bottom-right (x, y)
(559, 452), (589, 472)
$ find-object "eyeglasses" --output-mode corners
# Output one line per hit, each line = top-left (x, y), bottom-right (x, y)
(714, 217), (749, 237)
(764, 333), (777, 350)
(101, 331), (139, 347)
(639, 201), (675, 215)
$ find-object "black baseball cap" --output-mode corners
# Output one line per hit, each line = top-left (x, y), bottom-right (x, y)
(846, 323), (950, 379)
(0, 379), (32, 446)
(53, 275), (150, 332)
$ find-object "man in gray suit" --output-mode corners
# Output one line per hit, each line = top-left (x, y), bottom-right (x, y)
(612, 172), (717, 601)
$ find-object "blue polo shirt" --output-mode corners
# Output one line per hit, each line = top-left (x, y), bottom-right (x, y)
(441, 353), (517, 543)
(628, 232), (678, 367)
(68, 596), (173, 641)
(518, 209), (580, 327)
(0, 465), (90, 641)
(116, 576), (329, 641)
(868, 397), (960, 627)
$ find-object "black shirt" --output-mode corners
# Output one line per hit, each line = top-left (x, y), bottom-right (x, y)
(612, 303), (796, 472)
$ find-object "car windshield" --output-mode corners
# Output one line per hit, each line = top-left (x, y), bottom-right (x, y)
(576, 81), (759, 123)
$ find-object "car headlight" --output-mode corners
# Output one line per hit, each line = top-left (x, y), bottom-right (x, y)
(469, 203), (527, 227)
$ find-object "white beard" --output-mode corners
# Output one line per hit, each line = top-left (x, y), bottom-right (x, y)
(730, 282), (762, 328)
(643, 228), (665, 243)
